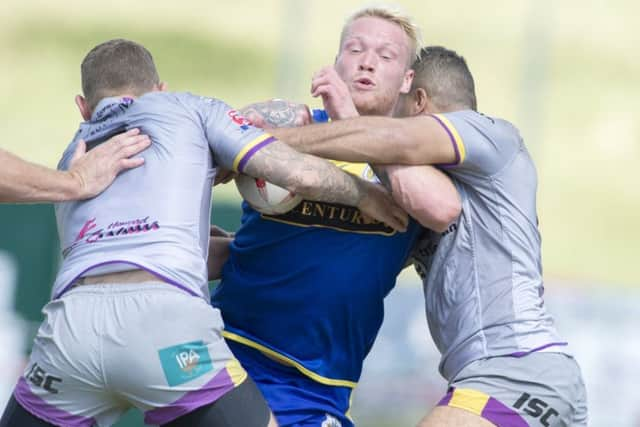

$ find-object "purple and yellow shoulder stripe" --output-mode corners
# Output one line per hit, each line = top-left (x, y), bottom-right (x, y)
(430, 114), (466, 167)
(232, 134), (277, 173)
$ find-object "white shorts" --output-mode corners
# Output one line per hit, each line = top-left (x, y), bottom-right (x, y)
(14, 283), (247, 427)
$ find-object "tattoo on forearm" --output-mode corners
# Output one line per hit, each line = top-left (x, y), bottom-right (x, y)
(244, 141), (364, 206)
(241, 100), (308, 128)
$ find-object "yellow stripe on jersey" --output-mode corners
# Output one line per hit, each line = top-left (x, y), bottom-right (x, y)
(433, 114), (467, 164)
(225, 358), (248, 386)
(448, 388), (491, 415)
(231, 134), (275, 172)
(223, 331), (358, 388)
(329, 160), (378, 183)
(345, 388), (355, 422)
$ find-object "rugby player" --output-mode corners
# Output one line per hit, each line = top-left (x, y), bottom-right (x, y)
(211, 7), (461, 427)
(0, 38), (406, 427)
(0, 130), (150, 203)
(268, 46), (589, 427)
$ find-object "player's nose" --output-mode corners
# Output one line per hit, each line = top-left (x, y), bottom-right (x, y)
(358, 50), (376, 72)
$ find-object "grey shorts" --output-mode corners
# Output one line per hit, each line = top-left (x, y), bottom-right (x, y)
(437, 352), (588, 426)
(14, 283), (248, 427)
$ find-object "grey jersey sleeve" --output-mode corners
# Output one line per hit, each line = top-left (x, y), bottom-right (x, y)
(432, 110), (522, 178)
(188, 94), (276, 172)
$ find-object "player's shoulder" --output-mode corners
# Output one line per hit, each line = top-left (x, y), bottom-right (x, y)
(443, 110), (521, 144)
(442, 110), (508, 129)
(137, 91), (226, 109)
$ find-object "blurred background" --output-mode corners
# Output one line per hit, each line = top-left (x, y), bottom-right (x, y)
(0, 0), (638, 425)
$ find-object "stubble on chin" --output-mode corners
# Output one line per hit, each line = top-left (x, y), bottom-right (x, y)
(352, 92), (397, 117)
(355, 100), (395, 117)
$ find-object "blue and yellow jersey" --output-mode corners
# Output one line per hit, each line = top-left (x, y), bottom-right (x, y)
(212, 159), (419, 387)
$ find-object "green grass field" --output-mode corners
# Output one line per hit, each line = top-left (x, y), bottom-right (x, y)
(1, 0), (638, 286)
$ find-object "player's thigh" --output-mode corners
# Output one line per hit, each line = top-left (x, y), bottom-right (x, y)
(161, 376), (275, 427)
(106, 285), (257, 425)
(445, 353), (586, 427)
(418, 405), (495, 427)
(0, 396), (56, 427)
(13, 295), (123, 427)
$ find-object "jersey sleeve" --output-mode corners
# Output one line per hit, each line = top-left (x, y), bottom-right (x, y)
(430, 110), (522, 177)
(194, 95), (277, 172)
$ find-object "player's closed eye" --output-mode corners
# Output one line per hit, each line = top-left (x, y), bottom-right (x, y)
(379, 50), (396, 61)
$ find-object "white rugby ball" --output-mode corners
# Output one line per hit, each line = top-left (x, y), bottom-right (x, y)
(235, 174), (302, 215)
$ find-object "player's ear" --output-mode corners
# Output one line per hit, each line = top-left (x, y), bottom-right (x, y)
(156, 82), (168, 92)
(413, 87), (428, 115)
(400, 69), (414, 94)
(75, 95), (92, 121)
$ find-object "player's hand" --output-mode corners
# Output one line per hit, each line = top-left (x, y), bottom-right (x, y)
(240, 100), (311, 129)
(311, 66), (359, 120)
(68, 128), (151, 199)
(356, 180), (408, 232)
(240, 104), (269, 129)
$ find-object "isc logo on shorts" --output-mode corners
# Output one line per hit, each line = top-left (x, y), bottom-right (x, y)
(158, 341), (213, 387)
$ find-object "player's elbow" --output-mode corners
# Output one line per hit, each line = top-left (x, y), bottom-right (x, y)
(406, 201), (457, 232)
(400, 191), (461, 232)
(387, 168), (460, 231)
(426, 197), (461, 232)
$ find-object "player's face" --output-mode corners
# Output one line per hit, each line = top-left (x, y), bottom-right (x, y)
(336, 16), (414, 117)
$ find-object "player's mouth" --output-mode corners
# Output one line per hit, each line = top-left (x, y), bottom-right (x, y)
(353, 77), (376, 90)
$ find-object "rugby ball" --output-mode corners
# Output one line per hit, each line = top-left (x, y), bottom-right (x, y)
(234, 174), (302, 215)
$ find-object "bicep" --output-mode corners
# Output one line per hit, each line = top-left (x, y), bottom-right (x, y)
(376, 164), (460, 232)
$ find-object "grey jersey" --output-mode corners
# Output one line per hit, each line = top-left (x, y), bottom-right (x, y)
(412, 110), (566, 381)
(53, 92), (275, 300)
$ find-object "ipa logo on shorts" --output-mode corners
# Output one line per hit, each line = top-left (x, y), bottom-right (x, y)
(158, 341), (213, 387)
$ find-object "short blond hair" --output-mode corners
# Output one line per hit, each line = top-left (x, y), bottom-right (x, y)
(340, 4), (423, 67)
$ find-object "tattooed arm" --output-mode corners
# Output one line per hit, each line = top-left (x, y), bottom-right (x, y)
(241, 100), (312, 129)
(240, 101), (454, 165)
(239, 101), (409, 227)
(242, 139), (408, 231)
(240, 100), (460, 230)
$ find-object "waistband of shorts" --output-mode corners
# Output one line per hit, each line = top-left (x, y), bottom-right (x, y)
(442, 341), (571, 381)
(62, 281), (192, 297)
(73, 269), (160, 286)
